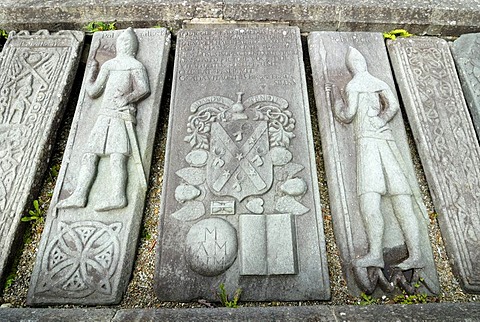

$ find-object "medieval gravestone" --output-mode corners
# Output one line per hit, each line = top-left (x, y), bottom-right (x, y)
(451, 33), (480, 137)
(0, 30), (83, 283)
(27, 27), (170, 305)
(155, 26), (330, 301)
(388, 36), (480, 293)
(308, 32), (439, 296)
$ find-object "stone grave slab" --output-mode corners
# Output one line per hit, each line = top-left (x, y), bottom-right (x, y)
(388, 37), (480, 293)
(0, 30), (83, 283)
(308, 32), (439, 296)
(451, 33), (480, 137)
(27, 27), (170, 305)
(155, 26), (330, 301)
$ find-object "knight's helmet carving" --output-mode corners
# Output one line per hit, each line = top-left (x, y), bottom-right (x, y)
(346, 46), (368, 74)
(116, 27), (138, 56)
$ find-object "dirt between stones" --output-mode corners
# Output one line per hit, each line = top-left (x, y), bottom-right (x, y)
(0, 34), (478, 308)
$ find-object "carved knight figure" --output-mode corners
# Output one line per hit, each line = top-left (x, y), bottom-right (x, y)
(327, 47), (424, 271)
(58, 28), (150, 211)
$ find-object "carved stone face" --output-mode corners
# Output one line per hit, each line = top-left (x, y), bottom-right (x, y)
(116, 28), (138, 56)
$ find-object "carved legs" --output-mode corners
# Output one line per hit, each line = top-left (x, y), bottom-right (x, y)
(355, 192), (385, 268)
(57, 153), (128, 212)
(391, 194), (425, 270)
(57, 153), (99, 209)
(95, 153), (128, 212)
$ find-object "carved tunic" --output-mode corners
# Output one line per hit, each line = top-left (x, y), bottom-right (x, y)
(86, 59), (148, 156)
(346, 79), (411, 196)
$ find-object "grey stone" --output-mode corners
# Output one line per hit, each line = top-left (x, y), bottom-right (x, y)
(388, 36), (480, 294)
(308, 31), (439, 296)
(0, 30), (83, 283)
(1, 0), (479, 36)
(451, 33), (480, 137)
(1, 304), (480, 322)
(0, 308), (116, 322)
(27, 27), (170, 305)
(155, 26), (330, 301)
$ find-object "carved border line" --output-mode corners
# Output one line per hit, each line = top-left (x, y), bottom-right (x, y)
(389, 37), (480, 291)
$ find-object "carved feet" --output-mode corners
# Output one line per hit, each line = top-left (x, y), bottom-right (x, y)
(57, 194), (127, 212)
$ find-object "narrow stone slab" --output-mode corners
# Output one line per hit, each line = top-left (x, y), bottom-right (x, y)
(155, 26), (330, 301)
(0, 30), (83, 283)
(451, 33), (480, 136)
(27, 28), (170, 305)
(308, 32), (439, 296)
(388, 37), (480, 293)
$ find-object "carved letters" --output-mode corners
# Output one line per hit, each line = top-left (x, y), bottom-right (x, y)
(156, 27), (330, 301)
(309, 32), (439, 296)
(0, 30), (83, 283)
(28, 28), (171, 305)
(388, 37), (480, 293)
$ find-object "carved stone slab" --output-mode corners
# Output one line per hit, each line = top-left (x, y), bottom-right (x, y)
(0, 30), (83, 283)
(308, 32), (439, 296)
(388, 37), (480, 293)
(27, 28), (170, 305)
(155, 27), (330, 301)
(451, 33), (480, 137)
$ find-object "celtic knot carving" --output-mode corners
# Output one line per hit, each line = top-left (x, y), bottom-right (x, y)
(35, 221), (122, 298)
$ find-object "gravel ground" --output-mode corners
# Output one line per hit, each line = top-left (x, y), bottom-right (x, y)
(0, 34), (478, 309)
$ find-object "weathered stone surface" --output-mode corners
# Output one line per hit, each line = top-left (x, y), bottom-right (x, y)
(155, 26), (330, 301)
(0, 0), (479, 36)
(2, 303), (480, 322)
(27, 28), (170, 305)
(388, 37), (480, 294)
(451, 33), (480, 137)
(0, 30), (83, 283)
(309, 31), (439, 296)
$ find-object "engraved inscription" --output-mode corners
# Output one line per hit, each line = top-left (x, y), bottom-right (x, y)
(310, 32), (438, 296)
(178, 29), (297, 85)
(185, 218), (238, 276)
(57, 28), (151, 212)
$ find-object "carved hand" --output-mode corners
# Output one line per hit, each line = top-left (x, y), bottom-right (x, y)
(370, 116), (387, 129)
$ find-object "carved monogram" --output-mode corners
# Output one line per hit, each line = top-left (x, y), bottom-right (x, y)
(393, 39), (480, 290)
(35, 221), (122, 298)
(173, 92), (309, 277)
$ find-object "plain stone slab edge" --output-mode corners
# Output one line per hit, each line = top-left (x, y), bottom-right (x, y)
(1, 303), (480, 322)
(26, 28), (171, 306)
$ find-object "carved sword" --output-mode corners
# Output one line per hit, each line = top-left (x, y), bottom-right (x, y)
(317, 39), (355, 256)
(126, 120), (148, 191)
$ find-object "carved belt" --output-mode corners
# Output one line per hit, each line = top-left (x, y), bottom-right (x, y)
(99, 109), (136, 124)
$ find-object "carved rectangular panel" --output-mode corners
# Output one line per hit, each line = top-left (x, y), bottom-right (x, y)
(388, 37), (480, 293)
(0, 30), (83, 283)
(308, 32), (439, 296)
(451, 33), (480, 137)
(266, 213), (297, 275)
(239, 215), (267, 275)
(155, 26), (330, 301)
(27, 28), (171, 305)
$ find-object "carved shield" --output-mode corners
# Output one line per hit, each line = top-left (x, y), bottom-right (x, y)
(207, 120), (273, 201)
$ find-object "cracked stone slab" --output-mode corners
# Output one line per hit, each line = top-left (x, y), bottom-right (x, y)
(0, 30), (83, 284)
(451, 33), (480, 137)
(308, 31), (439, 297)
(388, 36), (480, 293)
(27, 28), (170, 305)
(155, 26), (330, 301)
